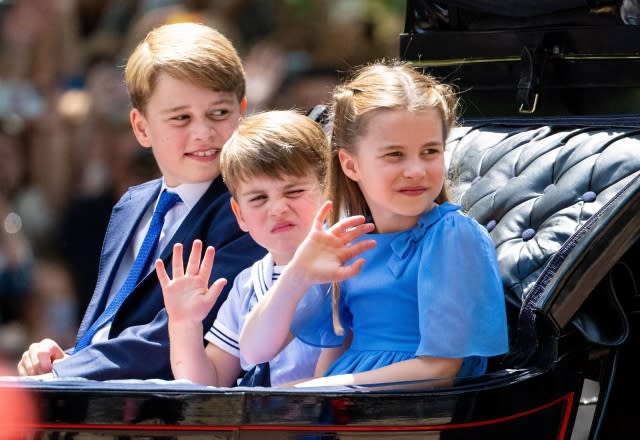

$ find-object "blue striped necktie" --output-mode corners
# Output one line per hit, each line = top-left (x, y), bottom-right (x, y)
(75, 190), (181, 351)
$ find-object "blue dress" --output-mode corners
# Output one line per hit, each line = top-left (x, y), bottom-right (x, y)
(292, 202), (509, 379)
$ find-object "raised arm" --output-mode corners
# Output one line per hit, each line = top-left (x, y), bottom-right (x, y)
(156, 240), (228, 385)
(240, 201), (376, 364)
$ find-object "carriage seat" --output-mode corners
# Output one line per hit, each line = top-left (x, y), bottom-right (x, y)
(445, 116), (640, 366)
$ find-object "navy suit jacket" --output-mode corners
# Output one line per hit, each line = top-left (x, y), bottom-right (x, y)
(53, 177), (266, 380)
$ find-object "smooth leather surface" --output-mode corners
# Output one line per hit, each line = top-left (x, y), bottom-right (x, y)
(446, 120), (640, 351)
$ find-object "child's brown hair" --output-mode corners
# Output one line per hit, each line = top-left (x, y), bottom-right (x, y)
(220, 110), (329, 198)
(124, 22), (245, 113)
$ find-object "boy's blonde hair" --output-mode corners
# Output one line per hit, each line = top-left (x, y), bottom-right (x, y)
(125, 22), (245, 112)
(327, 59), (459, 335)
(220, 110), (329, 198)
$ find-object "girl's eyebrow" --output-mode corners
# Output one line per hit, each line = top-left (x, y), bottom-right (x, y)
(378, 140), (444, 150)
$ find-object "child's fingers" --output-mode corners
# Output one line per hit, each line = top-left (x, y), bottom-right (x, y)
(172, 243), (185, 277)
(335, 258), (367, 281)
(155, 259), (170, 289)
(205, 278), (227, 305)
(312, 200), (333, 230)
(339, 222), (375, 244)
(342, 239), (377, 262)
(199, 246), (216, 279)
(186, 240), (203, 276)
(331, 213), (365, 230)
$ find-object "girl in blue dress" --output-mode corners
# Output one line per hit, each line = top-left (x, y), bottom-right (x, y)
(240, 60), (509, 388)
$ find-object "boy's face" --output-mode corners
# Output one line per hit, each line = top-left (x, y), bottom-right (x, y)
(230, 174), (324, 265)
(130, 73), (244, 187)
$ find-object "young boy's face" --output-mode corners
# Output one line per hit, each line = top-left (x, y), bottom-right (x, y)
(230, 173), (324, 265)
(130, 73), (244, 187)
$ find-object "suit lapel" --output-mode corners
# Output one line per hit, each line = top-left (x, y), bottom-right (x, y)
(78, 180), (161, 333)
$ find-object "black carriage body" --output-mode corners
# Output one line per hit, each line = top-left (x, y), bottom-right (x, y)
(5, 367), (577, 439)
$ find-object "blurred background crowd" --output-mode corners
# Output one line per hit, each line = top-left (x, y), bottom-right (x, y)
(0, 0), (404, 371)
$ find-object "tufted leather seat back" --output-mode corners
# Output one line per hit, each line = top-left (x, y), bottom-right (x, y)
(446, 120), (640, 360)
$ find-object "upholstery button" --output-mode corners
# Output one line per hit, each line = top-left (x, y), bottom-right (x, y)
(471, 176), (481, 185)
(486, 219), (497, 232)
(544, 184), (555, 193)
(582, 191), (596, 202)
(522, 228), (536, 241)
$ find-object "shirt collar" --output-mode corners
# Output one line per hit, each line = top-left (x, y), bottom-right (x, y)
(160, 179), (212, 210)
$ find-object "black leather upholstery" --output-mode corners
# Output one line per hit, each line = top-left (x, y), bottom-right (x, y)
(446, 119), (640, 358)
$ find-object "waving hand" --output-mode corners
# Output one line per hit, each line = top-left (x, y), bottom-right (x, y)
(156, 240), (227, 324)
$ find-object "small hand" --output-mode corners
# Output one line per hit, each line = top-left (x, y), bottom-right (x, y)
(156, 240), (227, 324)
(17, 338), (66, 376)
(291, 201), (376, 286)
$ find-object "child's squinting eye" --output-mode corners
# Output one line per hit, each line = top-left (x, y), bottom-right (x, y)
(285, 189), (305, 197)
(248, 194), (267, 203)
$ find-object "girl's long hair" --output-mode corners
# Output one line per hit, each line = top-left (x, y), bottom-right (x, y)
(326, 59), (459, 335)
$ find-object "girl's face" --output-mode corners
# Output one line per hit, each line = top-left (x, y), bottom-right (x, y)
(339, 108), (445, 233)
(130, 73), (244, 187)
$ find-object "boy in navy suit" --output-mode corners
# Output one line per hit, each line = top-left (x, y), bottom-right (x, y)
(17, 22), (265, 380)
